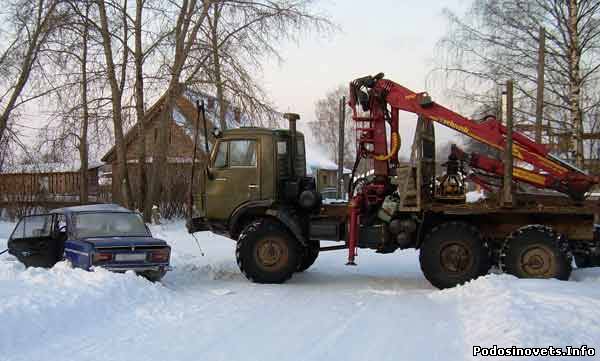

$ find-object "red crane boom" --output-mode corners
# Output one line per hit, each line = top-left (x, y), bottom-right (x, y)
(344, 73), (598, 265)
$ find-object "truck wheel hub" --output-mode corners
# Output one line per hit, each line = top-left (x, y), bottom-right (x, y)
(255, 238), (288, 269)
(440, 243), (472, 274)
(520, 245), (553, 277)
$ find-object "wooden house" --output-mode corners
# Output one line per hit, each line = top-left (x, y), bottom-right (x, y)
(101, 87), (247, 206)
(306, 160), (351, 199)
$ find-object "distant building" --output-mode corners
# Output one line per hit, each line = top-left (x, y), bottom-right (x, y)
(306, 158), (351, 199)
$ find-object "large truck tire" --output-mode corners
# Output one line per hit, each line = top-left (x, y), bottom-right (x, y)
(420, 221), (491, 289)
(236, 219), (300, 284)
(574, 254), (600, 268)
(297, 240), (319, 272)
(500, 225), (572, 280)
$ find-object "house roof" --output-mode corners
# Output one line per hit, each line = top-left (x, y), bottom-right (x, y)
(101, 86), (250, 163)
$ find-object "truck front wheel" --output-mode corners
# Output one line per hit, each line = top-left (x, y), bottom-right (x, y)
(236, 219), (300, 283)
(419, 222), (491, 289)
(297, 240), (319, 272)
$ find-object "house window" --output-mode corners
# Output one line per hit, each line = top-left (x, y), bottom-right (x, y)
(154, 128), (158, 143)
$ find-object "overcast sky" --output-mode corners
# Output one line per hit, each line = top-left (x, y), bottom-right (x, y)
(262, 0), (471, 157)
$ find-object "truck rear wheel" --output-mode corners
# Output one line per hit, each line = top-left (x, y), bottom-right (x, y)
(236, 219), (300, 283)
(297, 240), (319, 272)
(420, 222), (491, 289)
(500, 225), (572, 280)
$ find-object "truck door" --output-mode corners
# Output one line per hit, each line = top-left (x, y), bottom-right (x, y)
(206, 138), (260, 221)
(7, 214), (64, 267)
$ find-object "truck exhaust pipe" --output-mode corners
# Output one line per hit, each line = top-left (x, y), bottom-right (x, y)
(284, 113), (300, 178)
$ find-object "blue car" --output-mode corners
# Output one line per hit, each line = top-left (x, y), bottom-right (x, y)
(7, 204), (171, 282)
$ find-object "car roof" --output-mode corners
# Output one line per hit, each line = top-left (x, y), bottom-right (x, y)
(50, 203), (133, 214)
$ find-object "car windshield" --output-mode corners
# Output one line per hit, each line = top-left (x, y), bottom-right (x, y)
(71, 212), (149, 239)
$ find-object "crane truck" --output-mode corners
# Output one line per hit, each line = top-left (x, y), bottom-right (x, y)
(187, 73), (600, 289)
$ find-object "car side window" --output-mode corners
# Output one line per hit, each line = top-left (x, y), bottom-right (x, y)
(214, 141), (227, 168)
(230, 140), (257, 167)
(53, 215), (67, 233)
(10, 215), (52, 239)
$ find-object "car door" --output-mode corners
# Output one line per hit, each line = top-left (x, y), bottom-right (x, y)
(205, 138), (261, 221)
(8, 214), (62, 267)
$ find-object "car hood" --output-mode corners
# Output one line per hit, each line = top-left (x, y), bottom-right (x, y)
(79, 237), (168, 248)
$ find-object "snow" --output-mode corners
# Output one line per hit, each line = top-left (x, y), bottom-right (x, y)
(466, 189), (485, 203)
(184, 90), (251, 129)
(1, 220), (600, 361)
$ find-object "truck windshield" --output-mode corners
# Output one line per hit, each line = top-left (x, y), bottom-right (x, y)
(71, 212), (149, 239)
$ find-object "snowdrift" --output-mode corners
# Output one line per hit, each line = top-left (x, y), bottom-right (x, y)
(1, 221), (599, 361)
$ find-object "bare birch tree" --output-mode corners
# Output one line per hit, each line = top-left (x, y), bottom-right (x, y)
(197, 0), (332, 129)
(96, 0), (133, 207)
(312, 85), (355, 168)
(143, 0), (213, 220)
(0, 0), (60, 144)
(133, 0), (147, 212)
(438, 0), (600, 167)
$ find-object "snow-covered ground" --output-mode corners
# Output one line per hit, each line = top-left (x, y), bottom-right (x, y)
(1, 220), (599, 361)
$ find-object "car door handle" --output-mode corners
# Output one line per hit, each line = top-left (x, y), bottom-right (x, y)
(248, 184), (259, 189)
(215, 177), (228, 182)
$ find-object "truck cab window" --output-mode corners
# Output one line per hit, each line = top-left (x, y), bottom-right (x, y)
(277, 141), (287, 155)
(214, 141), (228, 168)
(230, 140), (257, 167)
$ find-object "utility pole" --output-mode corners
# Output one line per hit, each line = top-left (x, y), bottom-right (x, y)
(337, 96), (346, 199)
(502, 80), (514, 207)
(535, 26), (546, 145)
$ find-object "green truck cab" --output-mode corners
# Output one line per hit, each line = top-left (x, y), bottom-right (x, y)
(188, 114), (324, 283)
(203, 127), (307, 223)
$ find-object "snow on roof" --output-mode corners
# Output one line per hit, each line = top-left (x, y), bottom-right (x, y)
(183, 90), (252, 129)
(306, 157), (351, 174)
(307, 156), (337, 171)
(173, 104), (210, 151)
(303, 126), (352, 174)
(1, 161), (103, 174)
